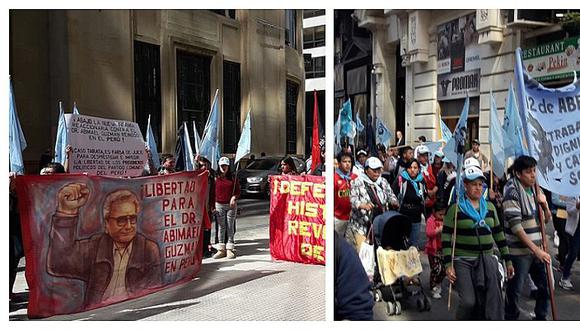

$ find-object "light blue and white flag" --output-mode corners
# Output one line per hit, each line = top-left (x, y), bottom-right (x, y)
(53, 101), (68, 165)
(340, 99), (356, 144)
(443, 96), (469, 168)
(199, 89), (220, 170)
(375, 117), (392, 148)
(334, 111), (342, 154)
(489, 91), (506, 178)
(146, 114), (160, 170)
(443, 96), (470, 193)
(440, 117), (453, 142)
(356, 112), (365, 132)
(182, 122), (196, 171)
(514, 47), (580, 197)
(192, 121), (202, 156)
(503, 82), (525, 158)
(9, 77), (27, 174)
(235, 111), (252, 164)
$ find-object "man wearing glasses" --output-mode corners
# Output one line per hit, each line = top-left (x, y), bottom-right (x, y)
(47, 185), (161, 310)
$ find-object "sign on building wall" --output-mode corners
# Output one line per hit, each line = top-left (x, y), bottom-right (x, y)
(522, 37), (580, 82)
(437, 13), (480, 75)
(66, 114), (148, 177)
(437, 69), (480, 101)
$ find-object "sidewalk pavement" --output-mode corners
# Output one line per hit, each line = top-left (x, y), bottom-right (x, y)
(9, 199), (326, 321)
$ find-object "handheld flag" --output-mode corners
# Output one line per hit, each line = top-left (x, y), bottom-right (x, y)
(53, 101), (68, 165)
(340, 99), (356, 142)
(489, 91), (506, 178)
(146, 114), (161, 170)
(73, 102), (80, 115)
(310, 91), (321, 173)
(234, 111), (252, 164)
(9, 77), (27, 174)
(182, 122), (196, 171)
(365, 115), (378, 156)
(192, 121), (202, 155)
(503, 82), (525, 158)
(440, 117), (453, 142)
(356, 112), (365, 132)
(375, 117), (392, 148)
(443, 96), (469, 194)
(199, 90), (220, 170)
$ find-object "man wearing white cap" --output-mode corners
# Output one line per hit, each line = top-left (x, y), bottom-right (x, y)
(353, 148), (368, 176)
(345, 157), (399, 251)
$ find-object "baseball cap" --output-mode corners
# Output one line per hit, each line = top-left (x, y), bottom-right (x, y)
(356, 149), (368, 157)
(365, 157), (383, 170)
(463, 166), (485, 181)
(443, 157), (451, 163)
(463, 157), (481, 169)
(434, 150), (444, 158)
(472, 139), (481, 145)
(218, 157), (230, 166)
(416, 145), (429, 155)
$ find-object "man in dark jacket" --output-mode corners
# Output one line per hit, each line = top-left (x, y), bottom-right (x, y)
(47, 185), (161, 310)
(334, 231), (374, 320)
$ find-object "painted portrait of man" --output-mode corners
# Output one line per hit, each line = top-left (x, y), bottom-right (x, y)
(47, 184), (162, 310)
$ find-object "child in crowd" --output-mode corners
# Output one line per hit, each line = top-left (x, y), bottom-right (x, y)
(425, 201), (447, 299)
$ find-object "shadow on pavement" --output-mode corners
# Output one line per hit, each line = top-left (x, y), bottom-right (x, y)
(39, 238), (282, 321)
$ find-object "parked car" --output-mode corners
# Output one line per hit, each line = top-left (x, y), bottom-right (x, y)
(236, 157), (283, 198)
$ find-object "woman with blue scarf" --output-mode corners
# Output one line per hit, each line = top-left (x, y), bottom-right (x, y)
(441, 166), (514, 320)
(393, 158), (427, 247)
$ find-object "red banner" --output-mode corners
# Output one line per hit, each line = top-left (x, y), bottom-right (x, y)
(269, 175), (326, 265)
(15, 171), (208, 318)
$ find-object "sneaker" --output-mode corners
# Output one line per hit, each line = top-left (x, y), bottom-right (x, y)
(213, 250), (226, 259)
(432, 290), (442, 299)
(226, 249), (236, 259)
(559, 278), (573, 291)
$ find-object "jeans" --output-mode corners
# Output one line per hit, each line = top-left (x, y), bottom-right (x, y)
(334, 218), (348, 238)
(553, 216), (569, 265)
(216, 203), (237, 250)
(409, 222), (421, 247)
(505, 254), (549, 320)
(563, 224), (580, 279)
(453, 256), (504, 320)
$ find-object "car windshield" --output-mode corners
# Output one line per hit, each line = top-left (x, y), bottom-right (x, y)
(246, 159), (277, 170)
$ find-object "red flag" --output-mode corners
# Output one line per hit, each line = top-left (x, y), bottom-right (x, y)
(310, 90), (321, 174)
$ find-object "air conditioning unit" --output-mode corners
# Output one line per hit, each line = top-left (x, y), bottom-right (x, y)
(506, 9), (556, 28)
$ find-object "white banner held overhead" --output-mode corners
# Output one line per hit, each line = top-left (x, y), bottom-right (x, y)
(67, 114), (147, 177)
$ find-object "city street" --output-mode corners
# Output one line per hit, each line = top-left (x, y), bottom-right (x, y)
(9, 198), (326, 321)
(372, 222), (580, 321)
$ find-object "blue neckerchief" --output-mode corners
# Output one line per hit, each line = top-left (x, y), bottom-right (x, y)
(336, 168), (352, 181)
(401, 170), (424, 197)
(458, 192), (490, 232)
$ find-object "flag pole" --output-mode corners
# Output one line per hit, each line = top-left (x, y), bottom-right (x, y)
(447, 195), (460, 310)
(535, 183), (557, 320)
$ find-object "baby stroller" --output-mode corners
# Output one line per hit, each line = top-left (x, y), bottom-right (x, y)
(371, 211), (431, 316)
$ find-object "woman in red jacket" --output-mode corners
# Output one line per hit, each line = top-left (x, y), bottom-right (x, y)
(213, 157), (241, 259)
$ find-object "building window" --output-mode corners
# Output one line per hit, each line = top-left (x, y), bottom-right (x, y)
(209, 10), (236, 19)
(134, 41), (162, 150)
(286, 80), (298, 154)
(223, 61), (241, 154)
(285, 9), (296, 49)
(304, 25), (325, 49)
(306, 56), (325, 79)
(303, 9), (325, 19)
